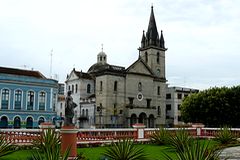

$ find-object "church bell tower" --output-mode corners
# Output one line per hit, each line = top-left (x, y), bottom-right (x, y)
(139, 6), (167, 80)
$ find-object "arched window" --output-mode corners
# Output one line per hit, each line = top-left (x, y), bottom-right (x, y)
(75, 84), (78, 93)
(38, 117), (45, 125)
(114, 81), (118, 91)
(72, 85), (74, 93)
(82, 109), (85, 116)
(14, 90), (22, 110)
(156, 69), (160, 77)
(26, 117), (33, 129)
(39, 92), (46, 111)
(27, 91), (34, 110)
(13, 116), (21, 129)
(157, 86), (160, 95)
(1, 89), (10, 109)
(86, 109), (88, 116)
(145, 52), (148, 63)
(158, 106), (161, 115)
(100, 81), (103, 91)
(0, 116), (8, 128)
(157, 52), (160, 64)
(138, 82), (142, 92)
(87, 84), (91, 93)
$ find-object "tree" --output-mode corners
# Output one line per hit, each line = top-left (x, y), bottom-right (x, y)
(181, 86), (240, 127)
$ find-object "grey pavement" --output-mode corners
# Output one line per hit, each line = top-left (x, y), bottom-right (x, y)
(219, 146), (240, 160)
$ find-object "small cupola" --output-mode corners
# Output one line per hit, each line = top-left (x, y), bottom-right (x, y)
(97, 44), (107, 64)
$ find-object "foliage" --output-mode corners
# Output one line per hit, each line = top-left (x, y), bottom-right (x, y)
(164, 140), (221, 160)
(181, 85), (240, 127)
(0, 134), (14, 157)
(214, 127), (237, 146)
(30, 129), (70, 160)
(103, 139), (148, 160)
(167, 129), (193, 153)
(150, 127), (169, 145)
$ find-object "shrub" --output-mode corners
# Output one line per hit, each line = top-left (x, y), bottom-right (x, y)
(214, 127), (237, 146)
(167, 129), (193, 152)
(0, 134), (14, 157)
(164, 140), (221, 160)
(150, 127), (169, 145)
(103, 139), (148, 160)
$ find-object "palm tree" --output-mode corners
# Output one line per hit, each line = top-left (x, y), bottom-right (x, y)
(103, 139), (148, 160)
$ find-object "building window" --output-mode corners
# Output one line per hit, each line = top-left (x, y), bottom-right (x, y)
(75, 84), (78, 93)
(157, 106), (161, 115)
(72, 85), (74, 93)
(156, 69), (160, 76)
(1, 89), (10, 109)
(114, 81), (118, 92)
(87, 84), (91, 93)
(60, 103), (63, 109)
(52, 93), (56, 111)
(68, 85), (70, 91)
(178, 104), (181, 110)
(157, 86), (160, 95)
(14, 90), (22, 110)
(128, 97), (134, 105)
(177, 93), (182, 99)
(166, 104), (171, 110)
(27, 91), (34, 110)
(86, 109), (88, 116)
(138, 82), (142, 92)
(145, 52), (148, 63)
(157, 52), (160, 64)
(39, 92), (46, 111)
(184, 94), (188, 98)
(166, 94), (171, 99)
(82, 109), (85, 116)
(147, 99), (151, 108)
(100, 81), (103, 91)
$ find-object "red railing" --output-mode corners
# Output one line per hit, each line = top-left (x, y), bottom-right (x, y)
(1, 127), (240, 145)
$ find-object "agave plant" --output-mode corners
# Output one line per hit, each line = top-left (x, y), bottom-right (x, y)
(214, 127), (236, 146)
(0, 134), (14, 157)
(164, 140), (221, 160)
(30, 129), (70, 160)
(103, 139), (148, 160)
(167, 129), (193, 153)
(150, 127), (169, 145)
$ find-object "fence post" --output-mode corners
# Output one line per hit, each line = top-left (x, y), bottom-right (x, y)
(192, 123), (205, 137)
(132, 123), (145, 140)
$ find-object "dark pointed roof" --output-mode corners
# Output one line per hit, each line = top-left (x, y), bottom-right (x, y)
(146, 6), (159, 45)
(139, 6), (166, 50)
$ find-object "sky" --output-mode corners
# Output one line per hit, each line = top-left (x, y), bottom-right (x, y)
(0, 0), (239, 90)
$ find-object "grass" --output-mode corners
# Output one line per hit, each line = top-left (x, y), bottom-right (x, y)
(0, 140), (218, 160)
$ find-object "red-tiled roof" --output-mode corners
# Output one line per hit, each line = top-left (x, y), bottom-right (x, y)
(0, 66), (46, 79)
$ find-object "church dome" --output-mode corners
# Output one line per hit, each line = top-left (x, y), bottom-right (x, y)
(98, 51), (106, 56)
(87, 62), (110, 73)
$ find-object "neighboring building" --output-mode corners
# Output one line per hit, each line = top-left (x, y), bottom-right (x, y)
(66, 6), (167, 128)
(0, 66), (58, 128)
(166, 86), (199, 126)
(58, 83), (65, 95)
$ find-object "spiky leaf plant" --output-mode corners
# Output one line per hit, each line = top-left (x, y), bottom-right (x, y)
(214, 127), (236, 146)
(167, 129), (193, 153)
(150, 127), (169, 145)
(103, 139), (148, 160)
(0, 134), (14, 157)
(164, 140), (221, 160)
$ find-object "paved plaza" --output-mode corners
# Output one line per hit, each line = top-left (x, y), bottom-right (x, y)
(220, 146), (240, 160)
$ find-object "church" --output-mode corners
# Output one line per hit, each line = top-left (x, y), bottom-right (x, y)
(66, 6), (167, 128)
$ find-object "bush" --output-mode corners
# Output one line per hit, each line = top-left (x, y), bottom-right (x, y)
(214, 127), (237, 146)
(150, 127), (169, 145)
(103, 139), (148, 160)
(167, 129), (193, 152)
(164, 140), (221, 160)
(0, 134), (15, 157)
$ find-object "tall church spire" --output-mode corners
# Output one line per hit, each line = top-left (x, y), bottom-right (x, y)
(139, 6), (166, 50)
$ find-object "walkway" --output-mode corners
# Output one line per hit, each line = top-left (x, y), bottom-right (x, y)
(220, 146), (240, 160)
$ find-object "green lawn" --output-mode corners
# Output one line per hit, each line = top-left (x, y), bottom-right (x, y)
(0, 140), (218, 160)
